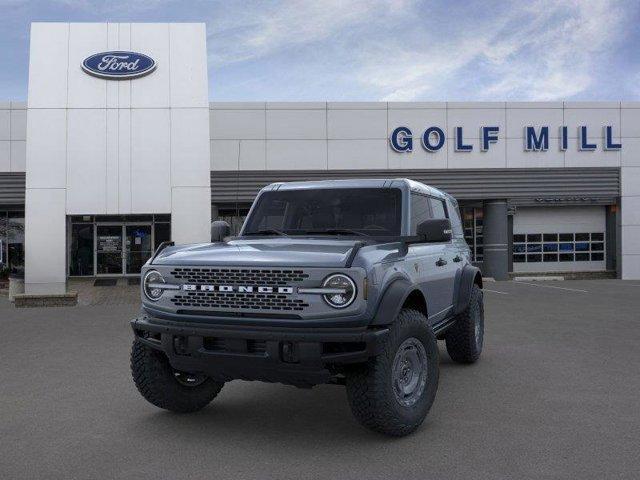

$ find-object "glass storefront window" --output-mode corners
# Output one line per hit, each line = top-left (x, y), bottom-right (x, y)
(154, 223), (171, 249)
(68, 215), (172, 277)
(125, 225), (153, 274)
(96, 225), (124, 275)
(513, 232), (605, 263)
(69, 215), (94, 223)
(69, 224), (94, 276)
(218, 205), (251, 235)
(461, 207), (484, 262)
(0, 212), (7, 277)
(7, 212), (25, 274)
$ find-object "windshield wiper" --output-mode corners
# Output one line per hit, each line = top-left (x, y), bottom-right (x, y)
(302, 228), (369, 237)
(244, 229), (289, 236)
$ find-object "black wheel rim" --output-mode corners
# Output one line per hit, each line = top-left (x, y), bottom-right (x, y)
(173, 370), (207, 387)
(392, 337), (428, 407)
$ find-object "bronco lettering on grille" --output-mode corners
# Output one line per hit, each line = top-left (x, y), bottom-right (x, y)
(182, 285), (294, 294)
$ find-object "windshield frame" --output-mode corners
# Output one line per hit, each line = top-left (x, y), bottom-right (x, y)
(240, 187), (405, 238)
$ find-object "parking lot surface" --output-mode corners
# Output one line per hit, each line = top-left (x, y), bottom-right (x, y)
(1, 280), (639, 480)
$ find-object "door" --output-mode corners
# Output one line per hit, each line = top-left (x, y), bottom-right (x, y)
(407, 192), (454, 322)
(95, 223), (153, 276)
(407, 243), (441, 319)
(414, 242), (455, 321)
(428, 197), (458, 314)
(125, 225), (153, 274)
(96, 225), (123, 275)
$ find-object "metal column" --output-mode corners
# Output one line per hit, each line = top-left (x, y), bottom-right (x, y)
(482, 200), (509, 280)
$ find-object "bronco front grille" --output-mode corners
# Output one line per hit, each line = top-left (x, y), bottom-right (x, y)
(170, 291), (310, 311)
(170, 268), (309, 286)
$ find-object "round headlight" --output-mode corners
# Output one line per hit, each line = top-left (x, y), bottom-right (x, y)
(322, 274), (357, 309)
(143, 270), (165, 301)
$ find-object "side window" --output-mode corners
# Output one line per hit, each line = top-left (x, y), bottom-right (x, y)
(429, 198), (447, 220)
(446, 198), (464, 237)
(410, 193), (431, 234)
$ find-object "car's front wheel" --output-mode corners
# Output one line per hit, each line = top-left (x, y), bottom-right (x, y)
(131, 340), (224, 413)
(345, 309), (439, 436)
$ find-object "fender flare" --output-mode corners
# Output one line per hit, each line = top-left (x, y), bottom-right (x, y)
(370, 277), (418, 326)
(453, 264), (483, 315)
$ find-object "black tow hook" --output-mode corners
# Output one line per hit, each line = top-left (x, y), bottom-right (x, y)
(173, 336), (190, 356)
(280, 341), (299, 364)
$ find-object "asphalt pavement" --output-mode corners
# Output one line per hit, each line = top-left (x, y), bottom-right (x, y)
(1, 279), (639, 480)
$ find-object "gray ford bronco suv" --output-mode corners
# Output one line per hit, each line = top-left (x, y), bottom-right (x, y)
(130, 179), (484, 436)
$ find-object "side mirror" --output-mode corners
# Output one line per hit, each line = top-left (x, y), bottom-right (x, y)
(416, 218), (452, 243)
(211, 220), (231, 242)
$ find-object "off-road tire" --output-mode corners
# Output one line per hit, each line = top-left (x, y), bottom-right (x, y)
(445, 284), (484, 363)
(345, 309), (439, 436)
(131, 340), (224, 413)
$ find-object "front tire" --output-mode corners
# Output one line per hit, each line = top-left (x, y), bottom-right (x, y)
(345, 309), (439, 436)
(131, 340), (224, 413)
(445, 283), (484, 363)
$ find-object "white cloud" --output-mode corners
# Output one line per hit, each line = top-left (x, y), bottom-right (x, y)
(209, 0), (629, 101)
(479, 0), (625, 100)
(208, 0), (413, 66)
(356, 0), (628, 101)
(360, 35), (489, 101)
(34, 0), (174, 11)
(7, 0), (629, 101)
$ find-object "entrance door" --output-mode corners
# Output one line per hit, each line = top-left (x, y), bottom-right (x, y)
(125, 225), (153, 274)
(96, 225), (124, 275)
(95, 224), (153, 276)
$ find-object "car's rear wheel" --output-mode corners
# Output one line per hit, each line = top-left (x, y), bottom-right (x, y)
(131, 340), (224, 413)
(445, 284), (484, 363)
(345, 308), (439, 436)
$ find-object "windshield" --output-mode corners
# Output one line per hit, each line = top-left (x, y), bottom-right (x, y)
(243, 188), (402, 236)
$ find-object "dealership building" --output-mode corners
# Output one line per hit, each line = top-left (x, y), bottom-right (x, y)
(1, 22), (640, 296)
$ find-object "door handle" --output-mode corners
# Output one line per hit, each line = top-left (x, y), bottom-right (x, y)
(453, 255), (462, 263)
(435, 258), (448, 267)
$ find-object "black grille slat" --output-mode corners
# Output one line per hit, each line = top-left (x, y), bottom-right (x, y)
(202, 337), (267, 356)
(171, 291), (309, 311)
(168, 267), (310, 312)
(170, 267), (309, 286)
(203, 337), (226, 351)
(247, 340), (267, 355)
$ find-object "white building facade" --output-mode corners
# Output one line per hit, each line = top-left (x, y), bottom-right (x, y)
(0, 22), (639, 294)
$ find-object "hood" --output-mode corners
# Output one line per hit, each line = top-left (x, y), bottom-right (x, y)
(152, 238), (360, 268)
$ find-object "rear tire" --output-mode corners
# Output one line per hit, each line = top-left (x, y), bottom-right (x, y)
(445, 284), (484, 363)
(345, 309), (439, 436)
(131, 340), (224, 413)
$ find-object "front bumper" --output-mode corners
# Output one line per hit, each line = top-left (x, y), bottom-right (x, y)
(131, 314), (389, 387)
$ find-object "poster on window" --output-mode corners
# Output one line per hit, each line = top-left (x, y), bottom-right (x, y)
(98, 236), (121, 252)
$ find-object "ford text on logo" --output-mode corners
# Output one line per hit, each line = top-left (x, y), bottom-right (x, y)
(390, 125), (622, 153)
(82, 51), (156, 80)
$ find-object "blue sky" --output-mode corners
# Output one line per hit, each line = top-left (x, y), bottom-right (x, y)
(1, 0), (639, 101)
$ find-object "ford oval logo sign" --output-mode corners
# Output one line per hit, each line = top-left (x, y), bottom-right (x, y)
(82, 51), (156, 80)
